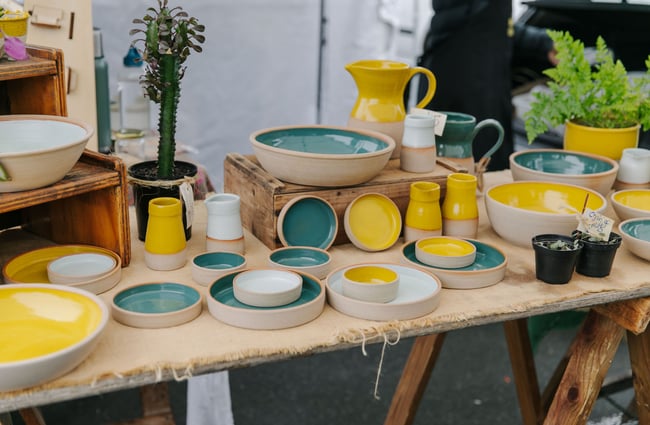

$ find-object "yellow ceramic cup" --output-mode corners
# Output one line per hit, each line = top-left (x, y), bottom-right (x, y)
(144, 197), (186, 255)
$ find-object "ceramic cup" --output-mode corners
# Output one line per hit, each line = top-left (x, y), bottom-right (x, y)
(400, 114), (437, 173)
(205, 193), (245, 254)
(617, 148), (650, 184)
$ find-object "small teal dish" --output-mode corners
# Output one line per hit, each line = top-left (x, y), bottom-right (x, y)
(509, 149), (618, 196)
(619, 218), (650, 262)
(254, 127), (389, 154)
(277, 196), (338, 250)
(111, 282), (202, 329)
(401, 239), (507, 289)
(268, 246), (332, 279)
(191, 251), (248, 287)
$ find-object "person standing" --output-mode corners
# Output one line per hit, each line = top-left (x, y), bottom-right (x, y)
(417, 0), (556, 171)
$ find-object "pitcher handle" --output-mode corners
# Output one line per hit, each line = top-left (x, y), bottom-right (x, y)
(471, 118), (504, 161)
(410, 67), (437, 109)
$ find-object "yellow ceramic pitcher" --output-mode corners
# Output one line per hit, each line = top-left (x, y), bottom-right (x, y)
(345, 59), (437, 158)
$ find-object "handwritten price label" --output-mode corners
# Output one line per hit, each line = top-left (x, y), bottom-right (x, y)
(576, 208), (614, 241)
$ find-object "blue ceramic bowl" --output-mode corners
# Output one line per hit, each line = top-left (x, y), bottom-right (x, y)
(509, 149), (618, 195)
(619, 218), (650, 261)
(268, 246), (332, 279)
(249, 125), (395, 187)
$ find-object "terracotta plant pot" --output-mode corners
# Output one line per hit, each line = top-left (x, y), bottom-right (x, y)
(532, 234), (583, 285)
(128, 160), (198, 241)
(574, 231), (622, 277)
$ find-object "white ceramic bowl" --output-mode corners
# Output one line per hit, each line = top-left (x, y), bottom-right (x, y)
(619, 218), (650, 261)
(485, 181), (607, 247)
(267, 246), (332, 280)
(341, 264), (400, 303)
(509, 149), (619, 195)
(191, 251), (247, 287)
(47, 252), (117, 284)
(249, 125), (395, 187)
(0, 284), (109, 392)
(0, 115), (93, 192)
(232, 269), (303, 307)
(415, 236), (477, 268)
(611, 189), (650, 221)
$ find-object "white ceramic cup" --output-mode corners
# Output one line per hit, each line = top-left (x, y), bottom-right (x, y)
(618, 148), (650, 184)
(401, 114), (436, 148)
(205, 193), (243, 240)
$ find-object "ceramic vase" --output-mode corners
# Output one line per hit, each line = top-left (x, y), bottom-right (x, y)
(441, 173), (478, 238)
(617, 148), (650, 184)
(532, 234), (583, 285)
(144, 197), (187, 270)
(404, 181), (442, 243)
(205, 193), (245, 254)
(574, 232), (622, 277)
(400, 114), (437, 173)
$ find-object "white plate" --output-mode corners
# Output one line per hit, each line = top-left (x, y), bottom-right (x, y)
(325, 263), (441, 321)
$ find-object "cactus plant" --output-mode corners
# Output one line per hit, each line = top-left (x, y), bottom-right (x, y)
(129, 0), (205, 179)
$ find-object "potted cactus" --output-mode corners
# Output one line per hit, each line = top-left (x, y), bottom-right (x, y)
(127, 0), (205, 241)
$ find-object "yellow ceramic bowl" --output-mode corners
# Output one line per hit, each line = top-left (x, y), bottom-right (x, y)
(341, 265), (399, 303)
(344, 193), (402, 252)
(415, 236), (477, 268)
(611, 189), (650, 221)
(0, 284), (109, 391)
(485, 181), (607, 247)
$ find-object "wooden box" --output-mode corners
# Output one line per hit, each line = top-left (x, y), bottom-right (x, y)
(0, 150), (132, 265)
(223, 153), (466, 250)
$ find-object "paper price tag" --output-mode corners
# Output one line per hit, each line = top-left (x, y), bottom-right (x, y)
(179, 182), (194, 229)
(409, 108), (447, 136)
(576, 208), (614, 241)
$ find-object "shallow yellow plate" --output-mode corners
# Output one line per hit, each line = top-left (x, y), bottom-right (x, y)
(343, 193), (402, 252)
(0, 285), (106, 362)
(487, 181), (605, 213)
(3, 244), (120, 284)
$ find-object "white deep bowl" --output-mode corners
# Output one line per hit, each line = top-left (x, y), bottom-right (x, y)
(0, 284), (109, 391)
(0, 115), (93, 192)
(232, 269), (303, 307)
(485, 181), (607, 247)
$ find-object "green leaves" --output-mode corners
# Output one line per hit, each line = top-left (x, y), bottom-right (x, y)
(524, 30), (650, 143)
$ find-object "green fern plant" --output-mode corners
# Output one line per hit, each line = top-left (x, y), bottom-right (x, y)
(524, 30), (650, 143)
(129, 0), (205, 179)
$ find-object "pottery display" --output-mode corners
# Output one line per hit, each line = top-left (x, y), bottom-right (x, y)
(532, 234), (583, 284)
(414, 236), (477, 269)
(509, 149), (619, 196)
(485, 181), (607, 247)
(250, 125), (395, 187)
(345, 59), (436, 159)
(47, 253), (117, 284)
(400, 114), (437, 173)
(144, 197), (187, 271)
(341, 265), (400, 303)
(0, 115), (93, 193)
(403, 181), (442, 243)
(267, 246), (332, 280)
(611, 189), (650, 221)
(619, 218), (650, 262)
(442, 173), (479, 238)
(205, 193), (245, 254)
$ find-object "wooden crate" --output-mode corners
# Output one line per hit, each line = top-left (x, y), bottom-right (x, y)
(223, 153), (466, 250)
(0, 150), (132, 266)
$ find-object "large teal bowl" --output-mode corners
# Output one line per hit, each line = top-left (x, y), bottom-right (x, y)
(619, 218), (650, 261)
(509, 149), (618, 195)
(250, 125), (395, 187)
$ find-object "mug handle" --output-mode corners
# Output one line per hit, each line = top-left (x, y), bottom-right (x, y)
(409, 67), (437, 109)
(471, 118), (504, 161)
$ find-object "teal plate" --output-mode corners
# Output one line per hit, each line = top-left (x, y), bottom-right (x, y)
(207, 270), (326, 330)
(513, 150), (614, 175)
(114, 282), (200, 314)
(401, 240), (507, 289)
(278, 196), (338, 249)
(254, 127), (389, 155)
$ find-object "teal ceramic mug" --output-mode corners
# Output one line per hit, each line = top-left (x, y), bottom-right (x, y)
(436, 111), (504, 173)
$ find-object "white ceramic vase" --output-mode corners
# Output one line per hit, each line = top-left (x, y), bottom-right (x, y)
(205, 193), (245, 254)
(400, 114), (436, 173)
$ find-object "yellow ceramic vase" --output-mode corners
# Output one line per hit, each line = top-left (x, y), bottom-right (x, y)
(144, 197), (187, 270)
(404, 181), (442, 242)
(442, 173), (478, 238)
(564, 120), (639, 161)
(345, 59), (437, 159)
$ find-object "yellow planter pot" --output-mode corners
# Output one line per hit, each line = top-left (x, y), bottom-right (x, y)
(564, 120), (639, 161)
(0, 11), (29, 40)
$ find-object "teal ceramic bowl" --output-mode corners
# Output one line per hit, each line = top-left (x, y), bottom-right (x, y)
(277, 195), (338, 250)
(619, 218), (650, 261)
(401, 239), (507, 289)
(268, 246), (332, 279)
(509, 149), (618, 195)
(111, 282), (202, 328)
(249, 125), (395, 187)
(191, 251), (247, 286)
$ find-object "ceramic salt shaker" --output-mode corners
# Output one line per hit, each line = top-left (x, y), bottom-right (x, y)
(400, 114), (437, 173)
(205, 193), (245, 254)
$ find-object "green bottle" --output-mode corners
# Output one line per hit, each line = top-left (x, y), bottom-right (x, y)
(93, 28), (112, 153)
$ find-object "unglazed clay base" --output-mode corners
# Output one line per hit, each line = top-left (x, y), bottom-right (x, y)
(144, 249), (187, 271)
(442, 219), (478, 239)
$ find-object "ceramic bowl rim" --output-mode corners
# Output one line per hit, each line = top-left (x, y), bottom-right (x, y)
(0, 283), (109, 368)
(232, 268), (303, 307)
(0, 114), (94, 158)
(250, 124), (396, 160)
(47, 252), (118, 283)
(112, 282), (203, 318)
(509, 148), (619, 177)
(342, 264), (400, 287)
(415, 236), (477, 268)
(401, 239), (508, 274)
(268, 246), (333, 269)
(619, 217), (650, 241)
(344, 192), (402, 251)
(486, 180), (608, 217)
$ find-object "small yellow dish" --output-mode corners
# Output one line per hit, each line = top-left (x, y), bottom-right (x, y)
(611, 189), (650, 221)
(415, 237), (477, 268)
(344, 193), (402, 252)
(341, 265), (399, 303)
